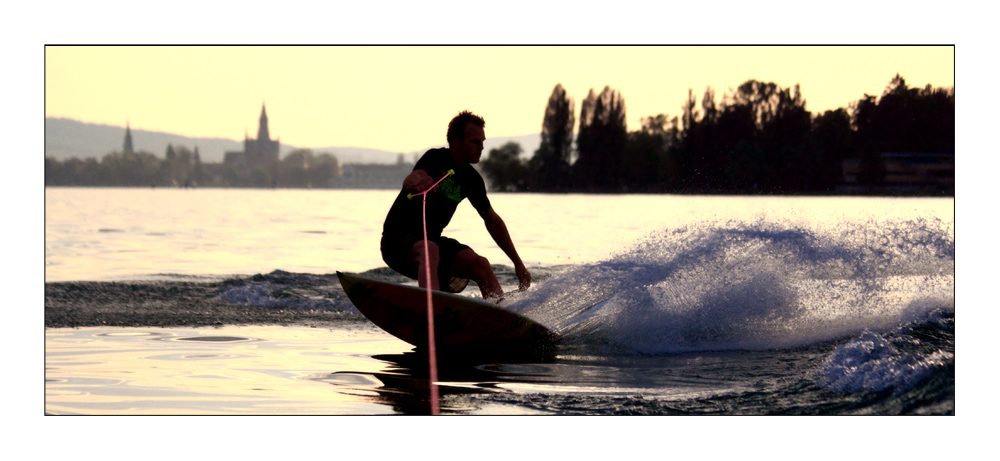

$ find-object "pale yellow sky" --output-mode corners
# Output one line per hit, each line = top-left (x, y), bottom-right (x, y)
(45, 46), (954, 153)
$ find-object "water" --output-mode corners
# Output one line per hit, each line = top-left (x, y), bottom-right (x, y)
(44, 187), (955, 415)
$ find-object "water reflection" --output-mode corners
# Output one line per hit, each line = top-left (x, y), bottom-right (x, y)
(46, 325), (818, 415)
(45, 326), (404, 415)
(167, 336), (262, 343)
(317, 350), (559, 415)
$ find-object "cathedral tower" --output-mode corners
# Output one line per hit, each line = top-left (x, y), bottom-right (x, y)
(258, 104), (270, 143)
(123, 121), (134, 155)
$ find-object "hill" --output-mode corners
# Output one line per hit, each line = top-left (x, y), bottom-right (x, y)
(44, 118), (542, 165)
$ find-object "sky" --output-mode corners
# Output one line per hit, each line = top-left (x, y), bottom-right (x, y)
(45, 46), (954, 153)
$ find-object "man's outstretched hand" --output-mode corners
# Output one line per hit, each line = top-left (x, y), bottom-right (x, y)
(515, 263), (531, 292)
(403, 170), (435, 193)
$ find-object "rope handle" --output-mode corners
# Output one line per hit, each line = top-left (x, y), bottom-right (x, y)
(407, 169), (455, 200)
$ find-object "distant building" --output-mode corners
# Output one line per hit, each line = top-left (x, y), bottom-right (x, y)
(331, 155), (414, 189)
(224, 104), (280, 169)
(840, 153), (954, 193)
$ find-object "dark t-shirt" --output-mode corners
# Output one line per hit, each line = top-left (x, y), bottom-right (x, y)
(382, 148), (492, 239)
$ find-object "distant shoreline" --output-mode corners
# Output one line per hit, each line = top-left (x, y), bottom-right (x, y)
(45, 117), (541, 165)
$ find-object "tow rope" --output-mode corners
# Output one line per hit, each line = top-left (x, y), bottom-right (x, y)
(407, 169), (454, 415)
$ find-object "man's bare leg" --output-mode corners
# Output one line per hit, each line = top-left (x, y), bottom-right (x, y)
(450, 248), (503, 301)
(410, 241), (440, 291)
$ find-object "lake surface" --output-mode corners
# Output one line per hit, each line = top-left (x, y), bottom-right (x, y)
(43, 187), (954, 283)
(44, 187), (955, 416)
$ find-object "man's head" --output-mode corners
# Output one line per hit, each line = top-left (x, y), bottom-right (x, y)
(446, 111), (486, 165)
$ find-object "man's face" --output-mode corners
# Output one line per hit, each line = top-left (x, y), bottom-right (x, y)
(451, 123), (486, 165)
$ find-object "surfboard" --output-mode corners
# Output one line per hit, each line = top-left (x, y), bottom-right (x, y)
(337, 272), (557, 361)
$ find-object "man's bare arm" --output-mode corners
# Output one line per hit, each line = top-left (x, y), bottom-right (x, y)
(483, 207), (530, 290)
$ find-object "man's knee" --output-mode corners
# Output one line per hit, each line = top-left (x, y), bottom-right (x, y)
(410, 241), (439, 265)
(457, 251), (493, 280)
(473, 254), (492, 276)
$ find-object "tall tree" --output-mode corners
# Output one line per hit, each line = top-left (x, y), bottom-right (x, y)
(851, 94), (885, 188)
(481, 142), (527, 191)
(574, 86), (627, 191)
(676, 86), (755, 192)
(674, 87), (716, 191)
(728, 80), (781, 130)
(531, 84), (575, 191)
(279, 149), (313, 187)
(623, 114), (671, 191)
(720, 80), (812, 192)
(310, 152), (341, 187)
(811, 108), (854, 191)
(867, 74), (955, 154)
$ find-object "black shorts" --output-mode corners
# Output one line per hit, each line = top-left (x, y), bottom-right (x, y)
(380, 232), (471, 293)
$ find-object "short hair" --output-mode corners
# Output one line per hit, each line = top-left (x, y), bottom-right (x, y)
(446, 111), (485, 144)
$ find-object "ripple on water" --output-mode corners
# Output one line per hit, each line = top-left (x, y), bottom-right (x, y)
(164, 336), (263, 343)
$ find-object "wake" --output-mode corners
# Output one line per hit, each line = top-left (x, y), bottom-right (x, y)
(506, 217), (954, 354)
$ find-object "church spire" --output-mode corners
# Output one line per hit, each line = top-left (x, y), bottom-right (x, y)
(123, 121), (134, 155)
(257, 103), (270, 142)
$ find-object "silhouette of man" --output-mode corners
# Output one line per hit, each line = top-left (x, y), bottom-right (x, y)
(381, 111), (530, 302)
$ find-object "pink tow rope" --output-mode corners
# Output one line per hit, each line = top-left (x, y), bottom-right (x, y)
(407, 169), (454, 415)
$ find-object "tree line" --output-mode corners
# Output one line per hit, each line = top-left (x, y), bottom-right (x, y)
(45, 145), (341, 188)
(481, 75), (954, 194)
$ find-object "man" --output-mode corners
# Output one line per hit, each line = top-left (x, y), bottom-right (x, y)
(381, 111), (530, 302)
